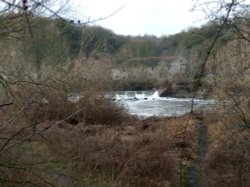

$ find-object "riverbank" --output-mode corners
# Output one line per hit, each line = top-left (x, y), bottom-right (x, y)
(0, 97), (197, 186)
(24, 114), (199, 186)
(1, 94), (250, 186)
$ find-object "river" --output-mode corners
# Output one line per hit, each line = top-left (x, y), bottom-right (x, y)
(110, 91), (216, 118)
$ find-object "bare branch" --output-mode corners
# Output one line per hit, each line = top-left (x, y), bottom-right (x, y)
(83, 5), (125, 25)
(0, 99), (33, 132)
(1, 106), (85, 151)
(0, 102), (13, 108)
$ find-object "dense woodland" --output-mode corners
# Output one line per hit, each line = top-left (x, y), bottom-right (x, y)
(1, 14), (238, 91)
(23, 17), (235, 69)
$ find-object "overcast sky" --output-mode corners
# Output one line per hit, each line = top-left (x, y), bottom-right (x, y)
(69, 0), (206, 37)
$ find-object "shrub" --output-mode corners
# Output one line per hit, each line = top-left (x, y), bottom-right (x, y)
(25, 91), (128, 126)
(43, 116), (198, 186)
(203, 120), (250, 187)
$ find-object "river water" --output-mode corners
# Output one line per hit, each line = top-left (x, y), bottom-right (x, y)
(110, 91), (216, 118)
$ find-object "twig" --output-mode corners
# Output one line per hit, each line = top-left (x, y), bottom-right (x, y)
(1, 107), (85, 151)
(83, 5), (125, 25)
(179, 1), (237, 186)
(0, 102), (13, 108)
(0, 98), (33, 132)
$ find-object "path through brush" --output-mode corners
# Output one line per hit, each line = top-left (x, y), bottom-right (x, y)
(186, 120), (207, 187)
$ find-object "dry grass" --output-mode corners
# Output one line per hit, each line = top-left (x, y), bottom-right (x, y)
(22, 91), (129, 126)
(37, 111), (250, 187)
(41, 115), (197, 187)
(202, 114), (250, 187)
(1, 94), (206, 187)
(0, 88), (131, 186)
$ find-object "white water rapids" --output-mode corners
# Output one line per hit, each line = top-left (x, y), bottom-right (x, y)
(110, 91), (216, 118)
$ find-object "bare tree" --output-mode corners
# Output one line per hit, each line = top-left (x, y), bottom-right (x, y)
(0, 1), (87, 185)
(180, 1), (250, 186)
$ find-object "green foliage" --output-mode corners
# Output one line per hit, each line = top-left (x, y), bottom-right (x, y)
(56, 22), (129, 59)
(18, 17), (71, 67)
(56, 20), (82, 58)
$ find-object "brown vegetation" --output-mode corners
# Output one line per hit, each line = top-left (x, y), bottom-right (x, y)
(1, 93), (199, 186)
(43, 115), (197, 187)
(1, 1), (250, 186)
(200, 113), (250, 187)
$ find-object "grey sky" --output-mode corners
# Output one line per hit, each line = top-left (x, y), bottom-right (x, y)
(70, 0), (206, 37)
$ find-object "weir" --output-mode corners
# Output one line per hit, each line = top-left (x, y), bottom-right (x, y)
(113, 91), (216, 118)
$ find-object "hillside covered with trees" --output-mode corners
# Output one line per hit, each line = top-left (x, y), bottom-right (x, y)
(1, 14), (239, 92)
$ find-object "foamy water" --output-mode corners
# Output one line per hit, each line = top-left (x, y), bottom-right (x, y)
(112, 91), (216, 118)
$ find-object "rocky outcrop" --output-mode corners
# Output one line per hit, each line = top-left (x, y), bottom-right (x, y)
(159, 87), (173, 97)
(159, 82), (206, 98)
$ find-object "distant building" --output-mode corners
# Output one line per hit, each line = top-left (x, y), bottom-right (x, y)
(111, 56), (188, 83)
(165, 56), (188, 81)
(111, 69), (128, 80)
